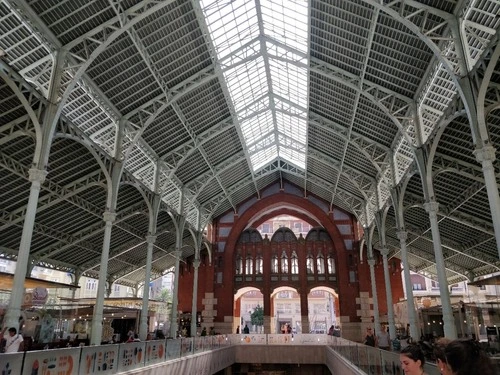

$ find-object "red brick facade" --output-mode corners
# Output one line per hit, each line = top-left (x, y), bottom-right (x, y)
(177, 186), (404, 332)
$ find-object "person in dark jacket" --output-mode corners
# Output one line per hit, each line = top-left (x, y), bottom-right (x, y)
(364, 327), (376, 347)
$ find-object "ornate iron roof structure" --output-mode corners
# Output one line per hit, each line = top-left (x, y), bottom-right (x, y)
(0, 0), (499, 288)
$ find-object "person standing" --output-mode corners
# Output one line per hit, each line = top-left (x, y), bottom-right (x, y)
(328, 325), (334, 336)
(364, 327), (376, 347)
(377, 325), (391, 350)
(2, 327), (24, 353)
(243, 324), (250, 334)
(201, 327), (207, 336)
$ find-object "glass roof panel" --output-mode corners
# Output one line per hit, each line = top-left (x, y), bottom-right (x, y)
(201, 0), (309, 172)
(203, 0), (260, 57)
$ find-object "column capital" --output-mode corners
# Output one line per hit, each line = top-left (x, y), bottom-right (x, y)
(103, 211), (116, 223)
(367, 258), (376, 266)
(379, 247), (389, 256)
(423, 201), (439, 213)
(473, 145), (496, 163)
(396, 231), (408, 241)
(28, 168), (47, 183)
(146, 235), (157, 244)
(193, 259), (201, 268)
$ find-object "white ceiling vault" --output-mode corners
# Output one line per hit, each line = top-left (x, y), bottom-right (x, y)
(0, 0), (499, 288)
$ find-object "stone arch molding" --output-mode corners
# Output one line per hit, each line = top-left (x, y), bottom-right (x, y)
(225, 193), (348, 259)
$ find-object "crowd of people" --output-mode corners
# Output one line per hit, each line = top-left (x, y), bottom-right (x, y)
(361, 325), (497, 375)
(1, 320), (497, 375)
(398, 338), (496, 375)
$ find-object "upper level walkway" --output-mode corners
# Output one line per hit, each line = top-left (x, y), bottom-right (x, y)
(0, 334), (442, 375)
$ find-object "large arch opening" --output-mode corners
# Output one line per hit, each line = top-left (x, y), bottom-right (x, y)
(232, 209), (341, 334)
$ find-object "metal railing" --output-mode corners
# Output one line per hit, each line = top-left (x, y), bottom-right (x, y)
(0, 334), (441, 375)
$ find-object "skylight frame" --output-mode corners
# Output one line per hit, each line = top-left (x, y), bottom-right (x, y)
(201, 0), (310, 172)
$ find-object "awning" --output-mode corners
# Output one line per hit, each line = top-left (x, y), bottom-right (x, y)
(0, 272), (79, 291)
(468, 273), (500, 286)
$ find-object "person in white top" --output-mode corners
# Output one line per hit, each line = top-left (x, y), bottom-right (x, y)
(2, 327), (24, 353)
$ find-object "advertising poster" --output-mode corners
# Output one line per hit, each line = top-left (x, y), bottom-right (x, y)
(23, 347), (81, 375)
(239, 334), (267, 345)
(267, 334), (293, 345)
(117, 342), (145, 372)
(144, 340), (165, 365)
(165, 339), (181, 360)
(1, 352), (24, 375)
(79, 344), (119, 375)
(180, 337), (193, 356)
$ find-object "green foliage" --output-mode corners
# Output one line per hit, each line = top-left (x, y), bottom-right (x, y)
(158, 288), (172, 303)
(250, 305), (264, 327)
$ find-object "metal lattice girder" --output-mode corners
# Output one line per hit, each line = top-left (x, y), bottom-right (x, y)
(404, 220), (498, 268)
(264, 34), (415, 127)
(159, 116), (235, 173)
(124, 65), (217, 123)
(307, 147), (374, 200)
(10, 0), (173, 114)
(404, 191), (496, 236)
(308, 112), (390, 173)
(107, 0), (238, 212)
(1, 0), (499, 287)
(202, 162), (282, 215)
(361, 0), (458, 71)
(82, 238), (147, 273)
(0, 170), (106, 231)
(309, 56), (414, 128)
(433, 153), (499, 184)
(185, 150), (247, 202)
(32, 202), (147, 261)
(409, 246), (471, 280)
(0, 60), (44, 122)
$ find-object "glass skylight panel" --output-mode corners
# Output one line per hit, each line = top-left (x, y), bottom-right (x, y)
(240, 110), (274, 144)
(201, 0), (309, 172)
(276, 112), (306, 144)
(250, 145), (278, 171)
(203, 0), (259, 57)
(262, 0), (309, 169)
(225, 57), (268, 111)
(237, 96), (270, 121)
(219, 39), (261, 70)
(261, 0), (308, 52)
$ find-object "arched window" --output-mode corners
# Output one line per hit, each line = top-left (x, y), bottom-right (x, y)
(291, 251), (299, 274)
(271, 254), (278, 273)
(306, 253), (314, 274)
(245, 254), (253, 274)
(256, 254), (263, 274)
(327, 254), (336, 274)
(236, 254), (243, 275)
(317, 253), (325, 274)
(281, 250), (288, 273)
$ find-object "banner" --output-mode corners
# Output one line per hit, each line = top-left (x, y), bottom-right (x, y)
(24, 347), (81, 375)
(79, 344), (119, 374)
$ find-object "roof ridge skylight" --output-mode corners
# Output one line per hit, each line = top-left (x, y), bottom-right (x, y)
(201, 0), (309, 172)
